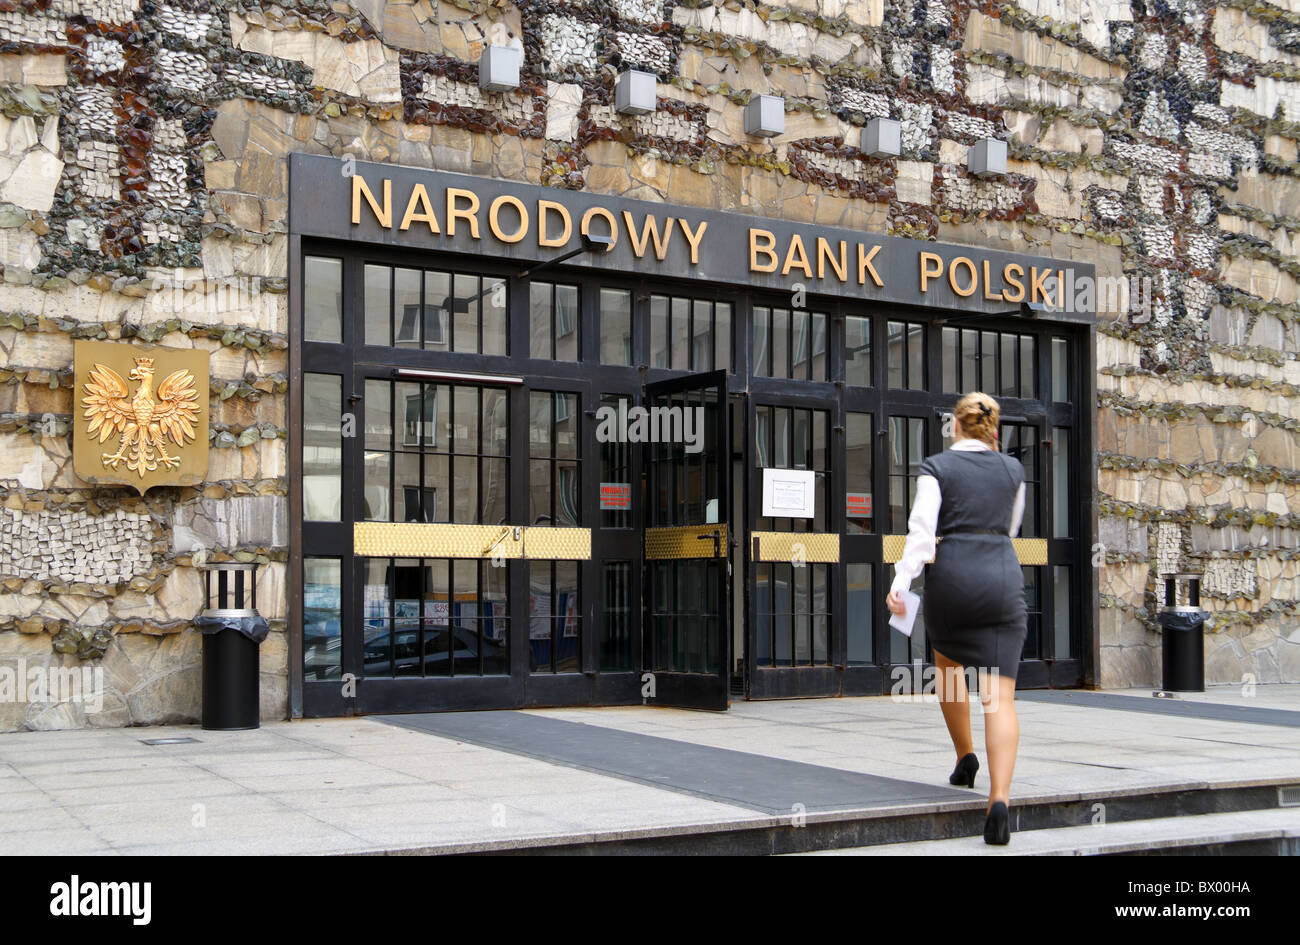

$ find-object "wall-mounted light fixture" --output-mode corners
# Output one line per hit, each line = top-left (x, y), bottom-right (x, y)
(967, 137), (1008, 177)
(861, 117), (901, 158)
(744, 94), (785, 137)
(478, 45), (522, 93)
(615, 69), (657, 115)
(517, 232), (615, 278)
(935, 301), (1051, 327)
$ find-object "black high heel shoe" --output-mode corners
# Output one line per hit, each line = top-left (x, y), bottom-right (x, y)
(948, 753), (979, 788)
(984, 801), (1010, 845)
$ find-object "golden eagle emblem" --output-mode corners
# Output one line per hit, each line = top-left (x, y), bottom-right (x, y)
(80, 357), (201, 478)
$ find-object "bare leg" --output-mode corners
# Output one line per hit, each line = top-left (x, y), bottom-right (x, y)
(980, 671), (1020, 811)
(932, 649), (974, 761)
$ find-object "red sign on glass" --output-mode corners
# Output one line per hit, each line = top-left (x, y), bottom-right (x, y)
(846, 492), (872, 517)
(600, 482), (631, 510)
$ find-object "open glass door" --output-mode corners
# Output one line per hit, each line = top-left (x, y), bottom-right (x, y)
(642, 370), (730, 710)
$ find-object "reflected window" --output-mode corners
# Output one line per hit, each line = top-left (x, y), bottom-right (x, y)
(364, 263), (505, 354)
(886, 320), (924, 390)
(364, 381), (509, 525)
(754, 306), (828, 380)
(303, 257), (342, 343)
(650, 294), (730, 372)
(1022, 567), (1042, 659)
(1053, 566), (1071, 659)
(845, 314), (871, 387)
(530, 390), (581, 526)
(1051, 336), (1069, 402)
(303, 374), (342, 522)
(1052, 427), (1069, 538)
(888, 416), (926, 531)
(599, 288), (633, 365)
(303, 558), (341, 679)
(943, 327), (1035, 397)
(530, 281), (579, 361)
(845, 563), (873, 666)
(1001, 423), (1039, 537)
(531, 560), (580, 673)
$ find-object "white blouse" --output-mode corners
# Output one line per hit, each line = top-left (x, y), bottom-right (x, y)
(889, 439), (1026, 597)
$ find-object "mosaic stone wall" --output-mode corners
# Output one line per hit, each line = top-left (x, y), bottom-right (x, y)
(0, 0), (1298, 729)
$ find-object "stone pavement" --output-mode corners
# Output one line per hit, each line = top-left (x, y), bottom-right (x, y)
(1, 684), (1298, 855)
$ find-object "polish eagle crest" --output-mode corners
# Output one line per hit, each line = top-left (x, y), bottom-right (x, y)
(80, 357), (201, 477)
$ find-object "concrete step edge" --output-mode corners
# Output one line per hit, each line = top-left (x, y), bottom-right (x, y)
(797, 808), (1300, 856)
(351, 780), (1300, 856)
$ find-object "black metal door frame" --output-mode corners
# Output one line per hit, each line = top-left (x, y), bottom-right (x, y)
(642, 369), (731, 710)
(873, 311), (1088, 692)
(297, 323), (354, 718)
(298, 241), (658, 716)
(877, 397), (934, 681)
(744, 380), (842, 700)
(292, 236), (1094, 717)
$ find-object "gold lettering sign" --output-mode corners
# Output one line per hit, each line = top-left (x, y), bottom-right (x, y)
(344, 170), (1083, 303)
(73, 341), (210, 494)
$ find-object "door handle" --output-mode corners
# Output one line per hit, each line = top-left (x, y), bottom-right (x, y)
(697, 528), (722, 557)
(483, 527), (514, 557)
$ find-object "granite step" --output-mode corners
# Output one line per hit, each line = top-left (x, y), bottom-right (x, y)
(399, 779), (1300, 855)
(796, 807), (1300, 856)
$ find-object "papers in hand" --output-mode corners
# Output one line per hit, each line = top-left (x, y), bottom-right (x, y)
(889, 590), (921, 638)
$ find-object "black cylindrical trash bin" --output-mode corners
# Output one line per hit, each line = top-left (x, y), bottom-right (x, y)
(198, 562), (269, 731)
(1157, 574), (1206, 693)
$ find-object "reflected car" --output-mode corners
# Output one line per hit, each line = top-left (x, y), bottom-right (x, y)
(363, 624), (510, 676)
(303, 604), (342, 679)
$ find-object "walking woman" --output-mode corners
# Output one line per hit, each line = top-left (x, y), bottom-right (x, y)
(885, 392), (1028, 845)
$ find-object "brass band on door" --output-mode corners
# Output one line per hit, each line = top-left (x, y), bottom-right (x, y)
(353, 522), (591, 559)
(750, 532), (840, 563)
(881, 535), (1049, 566)
(645, 524), (729, 560)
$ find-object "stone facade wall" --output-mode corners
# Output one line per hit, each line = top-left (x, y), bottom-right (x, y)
(0, 0), (1297, 729)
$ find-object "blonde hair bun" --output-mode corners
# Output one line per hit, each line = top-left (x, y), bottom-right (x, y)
(954, 392), (999, 447)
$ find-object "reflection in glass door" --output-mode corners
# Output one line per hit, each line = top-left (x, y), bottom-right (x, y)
(888, 413), (929, 665)
(528, 389), (582, 673)
(642, 371), (730, 710)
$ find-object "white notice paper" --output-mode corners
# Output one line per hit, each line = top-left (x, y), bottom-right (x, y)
(889, 590), (921, 638)
(761, 468), (816, 518)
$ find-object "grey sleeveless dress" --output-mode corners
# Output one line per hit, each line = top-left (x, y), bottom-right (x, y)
(920, 448), (1027, 679)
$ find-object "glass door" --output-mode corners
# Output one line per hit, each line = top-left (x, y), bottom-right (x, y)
(642, 370), (730, 710)
(745, 394), (838, 699)
(348, 368), (521, 712)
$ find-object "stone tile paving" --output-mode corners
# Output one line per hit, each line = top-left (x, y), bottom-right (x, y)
(0, 685), (1297, 854)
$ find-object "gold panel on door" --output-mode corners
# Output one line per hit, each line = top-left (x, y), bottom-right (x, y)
(751, 531), (839, 563)
(882, 534), (1048, 566)
(1011, 538), (1049, 566)
(522, 527), (591, 560)
(353, 523), (592, 559)
(354, 523), (522, 558)
(645, 524), (728, 560)
(881, 534), (912, 564)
